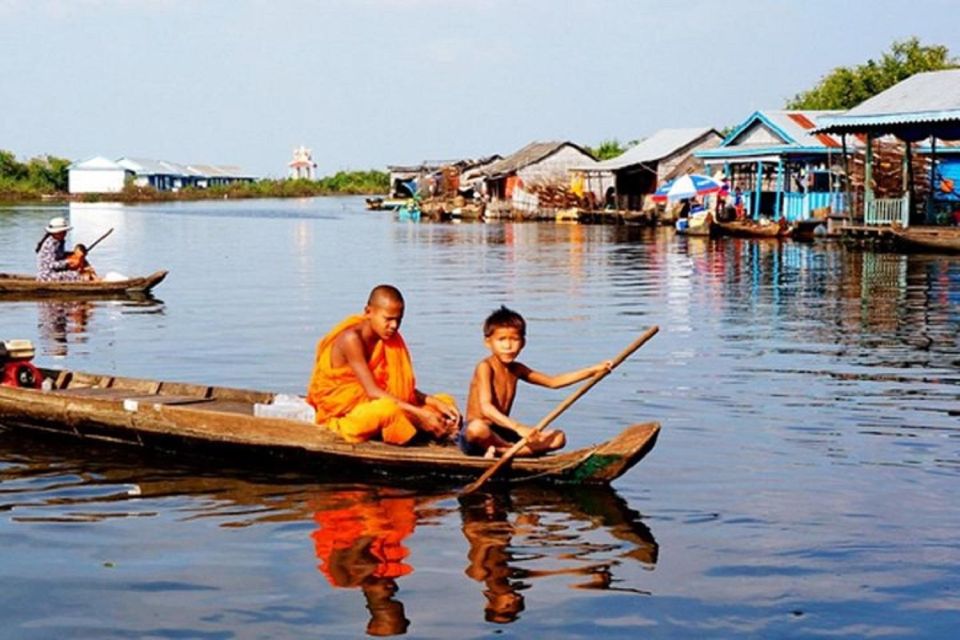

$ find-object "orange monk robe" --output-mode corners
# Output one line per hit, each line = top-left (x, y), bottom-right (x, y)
(311, 493), (417, 587)
(306, 315), (456, 445)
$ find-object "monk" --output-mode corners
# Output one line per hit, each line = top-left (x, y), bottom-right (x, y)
(306, 284), (460, 445)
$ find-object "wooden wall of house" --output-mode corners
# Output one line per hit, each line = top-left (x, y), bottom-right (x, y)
(517, 146), (597, 186)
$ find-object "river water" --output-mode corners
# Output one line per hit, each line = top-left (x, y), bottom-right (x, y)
(0, 197), (958, 639)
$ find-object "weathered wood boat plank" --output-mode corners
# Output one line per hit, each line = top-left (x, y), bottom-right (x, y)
(0, 368), (660, 485)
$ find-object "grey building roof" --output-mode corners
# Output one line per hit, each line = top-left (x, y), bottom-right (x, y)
(483, 141), (594, 179)
(814, 70), (960, 140)
(587, 128), (720, 171)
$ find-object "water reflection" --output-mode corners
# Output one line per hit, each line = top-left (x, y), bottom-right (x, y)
(0, 428), (658, 636)
(458, 489), (658, 624)
(36, 300), (92, 357)
(33, 297), (165, 357)
(310, 490), (418, 636)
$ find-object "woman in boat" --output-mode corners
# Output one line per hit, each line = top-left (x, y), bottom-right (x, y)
(35, 217), (88, 282)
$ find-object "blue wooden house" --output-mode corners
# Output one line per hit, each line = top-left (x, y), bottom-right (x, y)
(697, 110), (860, 222)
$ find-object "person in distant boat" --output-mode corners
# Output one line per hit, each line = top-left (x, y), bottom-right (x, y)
(306, 284), (460, 446)
(458, 306), (611, 458)
(35, 217), (94, 282)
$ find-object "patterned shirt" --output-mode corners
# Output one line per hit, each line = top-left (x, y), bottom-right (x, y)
(36, 235), (80, 282)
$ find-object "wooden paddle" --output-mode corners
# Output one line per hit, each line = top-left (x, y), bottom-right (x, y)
(84, 227), (114, 254)
(460, 325), (659, 495)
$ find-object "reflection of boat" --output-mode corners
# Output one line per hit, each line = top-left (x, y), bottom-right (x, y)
(675, 211), (713, 236)
(0, 367), (659, 485)
(364, 197), (384, 210)
(715, 218), (790, 238)
(0, 270), (168, 300)
(888, 224), (960, 253)
(397, 205), (420, 222)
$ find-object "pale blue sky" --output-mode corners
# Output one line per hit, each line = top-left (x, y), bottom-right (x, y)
(1, 0), (957, 177)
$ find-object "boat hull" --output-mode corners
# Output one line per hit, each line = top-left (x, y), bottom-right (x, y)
(889, 225), (960, 253)
(715, 220), (789, 238)
(0, 270), (168, 300)
(0, 368), (659, 486)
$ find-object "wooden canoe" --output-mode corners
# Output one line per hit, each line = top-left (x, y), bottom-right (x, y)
(715, 219), (790, 238)
(0, 270), (167, 300)
(888, 225), (960, 253)
(0, 368), (660, 486)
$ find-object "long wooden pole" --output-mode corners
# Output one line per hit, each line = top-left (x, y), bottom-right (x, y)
(460, 325), (659, 495)
(85, 228), (114, 253)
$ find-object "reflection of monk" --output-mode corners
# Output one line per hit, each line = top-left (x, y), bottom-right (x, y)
(311, 491), (417, 636)
(459, 494), (525, 624)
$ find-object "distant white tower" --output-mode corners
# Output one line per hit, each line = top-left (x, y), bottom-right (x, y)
(288, 145), (317, 179)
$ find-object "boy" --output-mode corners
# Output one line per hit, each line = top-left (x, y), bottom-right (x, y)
(459, 306), (611, 458)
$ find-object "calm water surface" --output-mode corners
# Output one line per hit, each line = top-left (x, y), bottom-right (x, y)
(0, 198), (958, 638)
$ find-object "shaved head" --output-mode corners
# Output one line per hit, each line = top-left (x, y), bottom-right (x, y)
(367, 284), (404, 308)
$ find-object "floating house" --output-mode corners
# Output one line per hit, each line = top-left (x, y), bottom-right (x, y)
(67, 156), (131, 194)
(573, 128), (722, 211)
(814, 69), (960, 227)
(697, 111), (860, 222)
(480, 141), (597, 216)
(386, 156), (501, 199)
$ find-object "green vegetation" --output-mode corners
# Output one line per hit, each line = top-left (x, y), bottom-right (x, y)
(109, 172), (387, 203)
(787, 37), (958, 110)
(0, 150), (70, 200)
(587, 139), (627, 161)
(0, 156), (388, 202)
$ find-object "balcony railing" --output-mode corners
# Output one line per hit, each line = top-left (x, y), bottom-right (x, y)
(865, 193), (910, 226)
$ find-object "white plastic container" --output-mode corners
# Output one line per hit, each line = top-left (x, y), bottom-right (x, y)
(254, 394), (315, 423)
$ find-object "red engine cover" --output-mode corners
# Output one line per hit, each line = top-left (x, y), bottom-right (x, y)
(1, 361), (43, 389)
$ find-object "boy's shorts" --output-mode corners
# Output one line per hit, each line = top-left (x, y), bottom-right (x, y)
(457, 423), (520, 456)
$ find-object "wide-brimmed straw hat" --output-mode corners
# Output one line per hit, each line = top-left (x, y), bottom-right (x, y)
(45, 216), (72, 233)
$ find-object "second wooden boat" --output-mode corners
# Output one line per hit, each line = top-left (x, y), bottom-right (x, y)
(715, 219), (790, 238)
(0, 270), (167, 300)
(0, 367), (660, 486)
(888, 225), (960, 253)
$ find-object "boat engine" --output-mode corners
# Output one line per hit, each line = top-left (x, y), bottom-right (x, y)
(0, 339), (43, 389)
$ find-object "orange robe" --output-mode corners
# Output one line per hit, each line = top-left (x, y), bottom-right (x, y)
(311, 492), (417, 587)
(306, 315), (454, 445)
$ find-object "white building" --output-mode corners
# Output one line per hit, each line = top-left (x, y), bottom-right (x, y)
(67, 156), (130, 194)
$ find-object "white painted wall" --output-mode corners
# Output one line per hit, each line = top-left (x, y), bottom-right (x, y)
(68, 168), (127, 193)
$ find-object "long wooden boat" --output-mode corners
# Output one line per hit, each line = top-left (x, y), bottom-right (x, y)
(0, 368), (660, 486)
(888, 225), (960, 253)
(715, 219), (790, 238)
(0, 270), (167, 300)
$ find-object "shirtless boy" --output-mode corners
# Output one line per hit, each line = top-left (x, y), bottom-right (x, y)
(459, 306), (611, 457)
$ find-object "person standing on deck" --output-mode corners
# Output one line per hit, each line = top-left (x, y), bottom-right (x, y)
(35, 217), (86, 282)
(306, 284), (460, 445)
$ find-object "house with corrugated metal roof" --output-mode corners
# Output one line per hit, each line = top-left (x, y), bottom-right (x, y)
(573, 128), (722, 212)
(114, 157), (256, 191)
(480, 141), (596, 216)
(697, 110), (862, 222)
(815, 69), (960, 226)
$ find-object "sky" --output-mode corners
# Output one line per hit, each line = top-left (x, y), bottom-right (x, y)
(1, 0), (958, 178)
